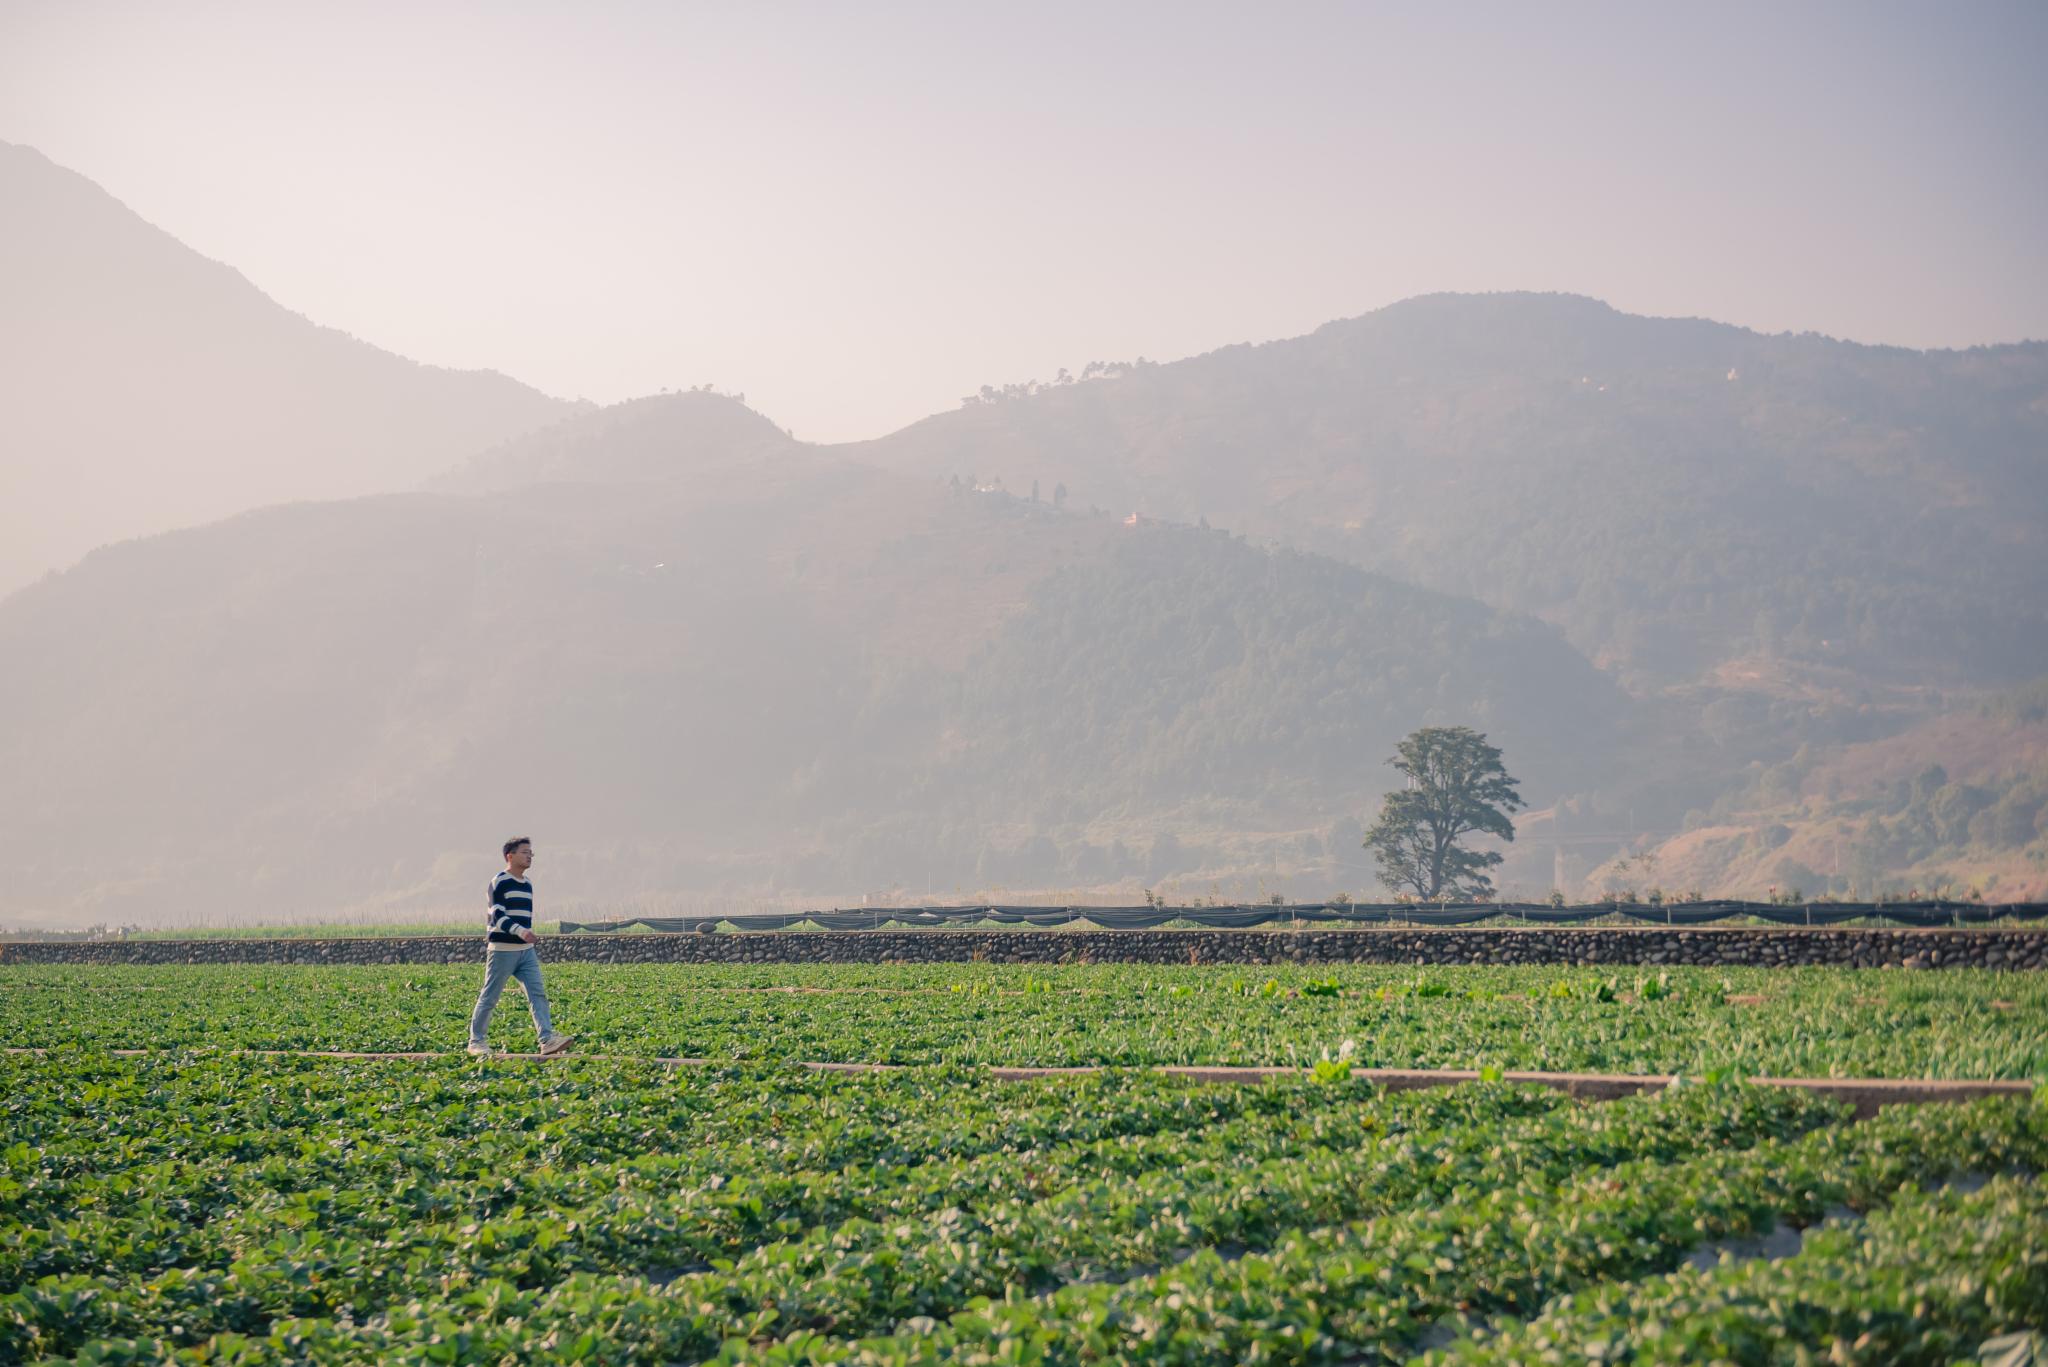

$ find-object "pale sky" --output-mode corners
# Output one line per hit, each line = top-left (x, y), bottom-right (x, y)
(4, 0), (2045, 442)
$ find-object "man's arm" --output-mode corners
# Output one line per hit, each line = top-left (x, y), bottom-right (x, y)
(488, 907), (533, 936)
(488, 910), (537, 942)
(488, 880), (539, 943)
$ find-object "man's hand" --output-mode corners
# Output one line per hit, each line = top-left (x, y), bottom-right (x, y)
(521, 928), (539, 944)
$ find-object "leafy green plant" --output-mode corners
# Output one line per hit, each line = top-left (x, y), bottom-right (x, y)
(1311, 1038), (1357, 1084)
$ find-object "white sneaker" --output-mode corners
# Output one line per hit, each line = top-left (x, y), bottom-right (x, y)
(466, 1042), (492, 1057)
(538, 1033), (574, 1057)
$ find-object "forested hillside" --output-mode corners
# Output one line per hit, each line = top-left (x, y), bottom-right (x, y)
(0, 396), (1620, 923)
(857, 292), (2048, 688)
(1587, 679), (2048, 901)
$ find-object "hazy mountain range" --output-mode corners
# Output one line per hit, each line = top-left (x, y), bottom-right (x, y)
(3, 146), (2044, 926)
(1, 393), (1624, 921)
(0, 140), (581, 599)
(858, 293), (2048, 688)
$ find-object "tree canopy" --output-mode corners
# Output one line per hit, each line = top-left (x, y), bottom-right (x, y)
(1364, 726), (1525, 900)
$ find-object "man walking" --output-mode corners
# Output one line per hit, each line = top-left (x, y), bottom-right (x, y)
(468, 836), (574, 1057)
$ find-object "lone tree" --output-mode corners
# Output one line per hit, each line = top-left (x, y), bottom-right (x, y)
(1364, 726), (1524, 900)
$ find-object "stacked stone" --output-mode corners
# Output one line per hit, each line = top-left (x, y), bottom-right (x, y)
(3, 927), (2042, 969)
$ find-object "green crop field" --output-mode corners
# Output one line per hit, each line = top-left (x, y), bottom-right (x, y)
(2, 962), (2044, 1364)
(3, 962), (2044, 1077)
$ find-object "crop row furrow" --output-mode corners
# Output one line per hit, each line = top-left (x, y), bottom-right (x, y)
(0, 1082), (1554, 1354)
(1418, 1172), (2047, 1364)
(668, 1082), (1836, 1359)
(2, 1065), (1438, 1288)
(1, 1056), (1322, 1226)
(757, 1093), (2047, 1366)
(0, 1082), (1840, 1364)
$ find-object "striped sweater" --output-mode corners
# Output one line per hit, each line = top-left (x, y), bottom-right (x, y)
(487, 870), (535, 949)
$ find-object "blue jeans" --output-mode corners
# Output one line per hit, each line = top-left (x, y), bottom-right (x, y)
(469, 948), (553, 1045)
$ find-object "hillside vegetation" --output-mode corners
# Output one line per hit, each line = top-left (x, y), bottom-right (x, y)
(0, 396), (1619, 923)
(1592, 679), (2048, 901)
(859, 292), (2048, 689)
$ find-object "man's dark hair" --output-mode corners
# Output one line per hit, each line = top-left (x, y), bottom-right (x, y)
(502, 836), (532, 860)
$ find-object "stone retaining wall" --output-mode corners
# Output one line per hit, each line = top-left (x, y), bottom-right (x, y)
(3, 927), (2040, 969)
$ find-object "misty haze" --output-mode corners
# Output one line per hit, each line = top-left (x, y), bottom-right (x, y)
(1, 3), (2045, 935)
